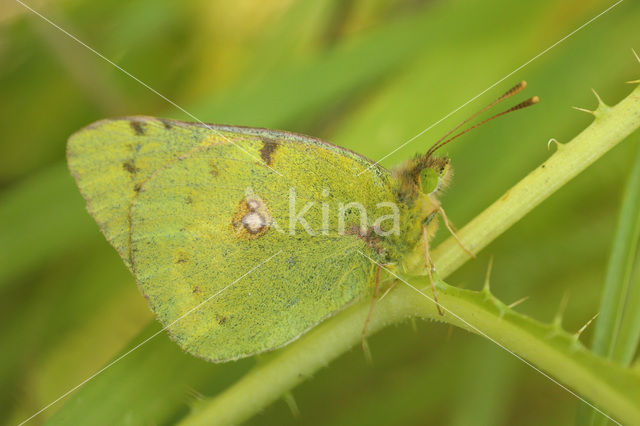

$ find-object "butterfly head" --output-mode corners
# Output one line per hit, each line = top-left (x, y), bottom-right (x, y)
(418, 156), (452, 195)
(392, 154), (452, 205)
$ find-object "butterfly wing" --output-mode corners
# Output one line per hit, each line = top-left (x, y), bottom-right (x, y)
(68, 117), (216, 269)
(69, 117), (400, 361)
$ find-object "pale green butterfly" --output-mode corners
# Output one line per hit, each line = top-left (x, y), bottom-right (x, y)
(68, 81), (536, 361)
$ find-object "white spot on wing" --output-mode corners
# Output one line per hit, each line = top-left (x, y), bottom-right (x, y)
(242, 212), (267, 233)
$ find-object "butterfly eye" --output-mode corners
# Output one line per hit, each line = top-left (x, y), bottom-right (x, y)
(419, 167), (439, 194)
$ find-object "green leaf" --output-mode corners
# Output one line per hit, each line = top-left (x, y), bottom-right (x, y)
(579, 137), (640, 425)
(591, 138), (640, 362)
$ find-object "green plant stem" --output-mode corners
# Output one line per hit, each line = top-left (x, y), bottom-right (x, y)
(182, 278), (640, 426)
(180, 85), (640, 426)
(403, 278), (640, 426)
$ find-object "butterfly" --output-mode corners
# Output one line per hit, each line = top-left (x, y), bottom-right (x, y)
(68, 82), (536, 362)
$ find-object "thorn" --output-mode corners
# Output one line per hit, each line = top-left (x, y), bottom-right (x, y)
(482, 256), (494, 294)
(283, 392), (300, 419)
(547, 138), (563, 151)
(591, 88), (611, 117)
(627, 51), (640, 83)
(591, 88), (605, 106)
(572, 89), (610, 118)
(572, 106), (596, 116)
(576, 312), (600, 337)
(553, 291), (570, 328)
(410, 317), (418, 332)
(508, 295), (530, 309)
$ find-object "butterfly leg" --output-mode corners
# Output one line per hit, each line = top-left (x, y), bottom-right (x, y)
(423, 225), (444, 315)
(436, 206), (476, 258)
(361, 265), (381, 360)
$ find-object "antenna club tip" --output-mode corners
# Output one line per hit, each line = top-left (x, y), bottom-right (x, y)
(515, 96), (539, 109)
(500, 80), (529, 99)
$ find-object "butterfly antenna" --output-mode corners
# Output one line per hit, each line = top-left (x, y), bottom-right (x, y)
(424, 81), (532, 159)
(428, 96), (539, 155)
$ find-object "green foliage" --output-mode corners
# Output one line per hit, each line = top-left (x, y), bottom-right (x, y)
(592, 141), (640, 365)
(2, 0), (640, 425)
(578, 140), (640, 425)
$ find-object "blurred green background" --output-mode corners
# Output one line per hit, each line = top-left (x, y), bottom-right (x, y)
(1, 0), (639, 424)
